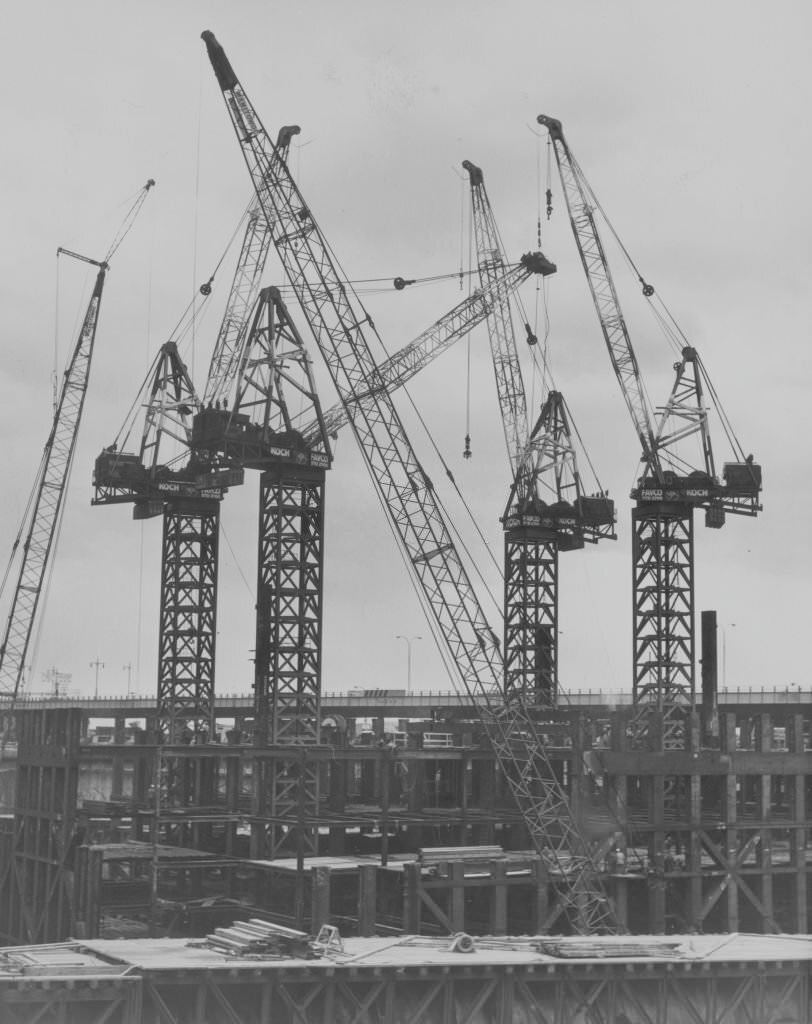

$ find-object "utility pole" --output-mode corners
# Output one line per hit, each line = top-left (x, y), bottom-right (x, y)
(90, 657), (105, 699)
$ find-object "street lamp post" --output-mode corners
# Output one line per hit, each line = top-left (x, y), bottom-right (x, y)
(90, 657), (105, 699)
(394, 635), (422, 694)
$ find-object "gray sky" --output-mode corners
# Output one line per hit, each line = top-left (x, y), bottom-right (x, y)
(1, 1), (809, 699)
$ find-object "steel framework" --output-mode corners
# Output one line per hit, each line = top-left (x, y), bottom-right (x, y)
(0, 709), (82, 945)
(0, 934), (808, 1024)
(632, 507), (694, 749)
(252, 468), (326, 859)
(156, 502), (220, 743)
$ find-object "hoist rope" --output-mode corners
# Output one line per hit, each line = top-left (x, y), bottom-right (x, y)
(562, 394), (609, 496)
(220, 520), (255, 598)
(190, 61), (207, 383)
(53, 255), (61, 414)
(306, 205), (506, 622)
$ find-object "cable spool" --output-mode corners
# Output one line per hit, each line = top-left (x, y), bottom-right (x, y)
(448, 932), (476, 953)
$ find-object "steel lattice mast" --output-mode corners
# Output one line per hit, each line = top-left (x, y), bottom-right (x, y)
(0, 180), (154, 703)
(463, 160), (614, 706)
(192, 287), (332, 858)
(203, 126), (301, 408)
(538, 115), (761, 749)
(203, 30), (617, 933)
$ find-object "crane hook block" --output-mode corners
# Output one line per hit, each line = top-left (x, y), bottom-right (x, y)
(463, 434), (472, 460)
(200, 280), (213, 296)
(393, 277), (415, 290)
(642, 281), (655, 297)
(201, 31), (239, 91)
(525, 323), (538, 346)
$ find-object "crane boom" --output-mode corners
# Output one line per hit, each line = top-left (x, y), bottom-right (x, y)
(537, 116), (659, 471)
(0, 263), (106, 699)
(463, 160), (615, 705)
(302, 254), (551, 446)
(203, 30), (616, 933)
(462, 160), (531, 473)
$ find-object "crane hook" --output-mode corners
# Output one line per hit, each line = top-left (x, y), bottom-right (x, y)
(524, 323), (538, 346)
(641, 279), (655, 297)
(463, 434), (472, 460)
(200, 277), (214, 296)
(393, 276), (415, 290)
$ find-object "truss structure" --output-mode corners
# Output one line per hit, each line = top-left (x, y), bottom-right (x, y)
(631, 507), (694, 749)
(157, 502), (220, 745)
(252, 467), (325, 859)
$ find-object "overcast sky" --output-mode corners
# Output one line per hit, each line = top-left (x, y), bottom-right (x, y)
(0, 1), (809, 701)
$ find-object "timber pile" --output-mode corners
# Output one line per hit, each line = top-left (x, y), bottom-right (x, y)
(191, 918), (317, 959)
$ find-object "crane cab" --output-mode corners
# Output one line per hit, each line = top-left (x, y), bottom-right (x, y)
(723, 460), (762, 497)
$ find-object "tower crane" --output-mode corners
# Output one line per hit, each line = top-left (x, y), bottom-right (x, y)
(93, 128), (303, 744)
(537, 115), (762, 748)
(0, 180), (154, 705)
(203, 29), (617, 933)
(463, 160), (615, 706)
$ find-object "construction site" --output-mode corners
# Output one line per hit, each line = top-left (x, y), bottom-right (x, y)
(0, 27), (809, 1024)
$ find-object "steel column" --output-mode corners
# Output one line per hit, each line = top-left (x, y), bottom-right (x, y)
(632, 506), (694, 749)
(503, 532), (557, 706)
(156, 501), (220, 745)
(253, 467), (325, 859)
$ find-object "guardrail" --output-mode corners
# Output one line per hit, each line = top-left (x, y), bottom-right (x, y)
(2, 686), (809, 713)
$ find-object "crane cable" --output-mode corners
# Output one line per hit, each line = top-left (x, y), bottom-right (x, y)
(463, 190), (474, 460)
(309, 205), (506, 622)
(579, 171), (750, 460)
(104, 180), (156, 264)
(106, 201), (255, 454)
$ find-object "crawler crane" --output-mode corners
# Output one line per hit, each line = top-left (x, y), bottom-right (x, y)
(537, 115), (761, 748)
(203, 29), (617, 932)
(0, 180), (154, 705)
